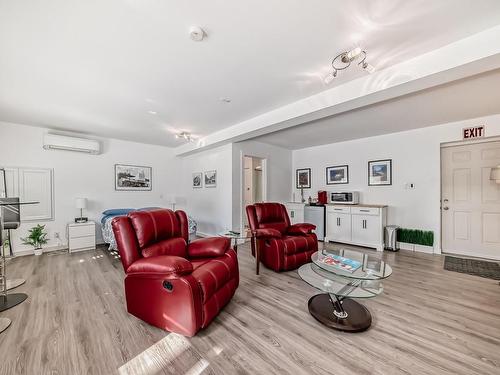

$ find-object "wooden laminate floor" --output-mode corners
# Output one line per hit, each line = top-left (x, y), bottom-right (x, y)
(0, 243), (499, 375)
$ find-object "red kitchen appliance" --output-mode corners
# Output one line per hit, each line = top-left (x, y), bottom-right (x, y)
(317, 191), (327, 205)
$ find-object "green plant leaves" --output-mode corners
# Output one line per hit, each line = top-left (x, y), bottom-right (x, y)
(21, 224), (49, 249)
(397, 228), (434, 247)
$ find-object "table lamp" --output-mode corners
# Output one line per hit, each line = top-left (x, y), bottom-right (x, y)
(75, 198), (88, 223)
(166, 195), (177, 211)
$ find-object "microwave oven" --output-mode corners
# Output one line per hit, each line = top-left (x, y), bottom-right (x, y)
(330, 192), (359, 205)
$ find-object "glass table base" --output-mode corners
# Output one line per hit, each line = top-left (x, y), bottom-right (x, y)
(0, 293), (28, 312)
(308, 294), (372, 332)
(6, 278), (26, 291)
(0, 317), (11, 333)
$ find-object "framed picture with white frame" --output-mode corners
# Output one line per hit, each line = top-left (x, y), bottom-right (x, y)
(115, 164), (152, 191)
(192, 172), (202, 188)
(204, 170), (217, 188)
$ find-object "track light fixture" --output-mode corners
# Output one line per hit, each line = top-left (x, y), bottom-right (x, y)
(324, 47), (375, 83)
(175, 132), (194, 142)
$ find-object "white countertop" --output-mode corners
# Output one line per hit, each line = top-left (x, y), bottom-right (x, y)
(286, 202), (387, 208)
(327, 203), (388, 208)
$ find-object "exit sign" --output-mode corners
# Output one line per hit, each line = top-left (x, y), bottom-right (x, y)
(463, 126), (485, 139)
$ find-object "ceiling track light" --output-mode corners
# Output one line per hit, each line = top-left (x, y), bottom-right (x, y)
(175, 132), (194, 142)
(324, 47), (375, 83)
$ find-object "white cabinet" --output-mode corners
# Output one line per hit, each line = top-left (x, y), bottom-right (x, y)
(352, 214), (380, 248)
(68, 221), (96, 253)
(326, 207), (351, 243)
(325, 205), (387, 251)
(284, 202), (305, 224)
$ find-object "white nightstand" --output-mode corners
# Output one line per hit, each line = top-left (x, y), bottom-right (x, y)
(68, 221), (96, 253)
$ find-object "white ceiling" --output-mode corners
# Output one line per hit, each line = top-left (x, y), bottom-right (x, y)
(1, 1), (500, 147)
(254, 68), (500, 149)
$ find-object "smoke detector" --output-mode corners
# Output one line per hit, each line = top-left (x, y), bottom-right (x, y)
(189, 26), (205, 41)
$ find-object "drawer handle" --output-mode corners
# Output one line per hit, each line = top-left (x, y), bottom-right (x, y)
(334, 209), (342, 211)
(360, 209), (370, 212)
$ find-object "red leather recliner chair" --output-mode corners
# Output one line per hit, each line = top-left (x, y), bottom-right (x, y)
(112, 209), (239, 336)
(246, 202), (317, 272)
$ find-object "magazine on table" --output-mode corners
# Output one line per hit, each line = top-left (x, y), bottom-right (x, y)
(319, 253), (362, 273)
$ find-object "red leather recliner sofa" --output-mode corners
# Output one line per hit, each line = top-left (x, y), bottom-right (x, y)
(112, 209), (239, 336)
(246, 202), (317, 272)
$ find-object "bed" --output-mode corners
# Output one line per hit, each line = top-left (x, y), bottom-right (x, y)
(101, 208), (197, 250)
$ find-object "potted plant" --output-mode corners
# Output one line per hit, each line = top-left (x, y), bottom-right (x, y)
(2, 238), (9, 256)
(21, 224), (48, 256)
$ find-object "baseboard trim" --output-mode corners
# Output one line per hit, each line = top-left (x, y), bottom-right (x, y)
(397, 242), (435, 254)
(12, 244), (68, 257)
(12, 241), (107, 257)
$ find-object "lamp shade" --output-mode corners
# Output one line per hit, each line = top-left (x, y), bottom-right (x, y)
(75, 198), (87, 209)
(490, 166), (500, 182)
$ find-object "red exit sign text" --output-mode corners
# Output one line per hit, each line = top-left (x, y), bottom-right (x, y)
(463, 126), (485, 139)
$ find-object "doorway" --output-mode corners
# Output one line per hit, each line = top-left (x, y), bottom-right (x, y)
(441, 139), (500, 260)
(242, 156), (265, 229)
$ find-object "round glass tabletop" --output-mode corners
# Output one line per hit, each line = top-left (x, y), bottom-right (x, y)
(298, 263), (383, 299)
(312, 249), (392, 280)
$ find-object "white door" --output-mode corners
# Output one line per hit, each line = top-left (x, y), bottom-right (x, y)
(441, 141), (500, 260)
(3, 167), (54, 221)
(19, 168), (54, 221)
(352, 214), (379, 247)
(326, 212), (351, 243)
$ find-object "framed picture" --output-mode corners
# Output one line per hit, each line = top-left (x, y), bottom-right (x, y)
(204, 170), (217, 188)
(326, 165), (349, 185)
(192, 172), (202, 188)
(115, 164), (152, 191)
(296, 168), (311, 189)
(368, 159), (392, 186)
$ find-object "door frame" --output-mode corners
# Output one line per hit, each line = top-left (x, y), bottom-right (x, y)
(239, 152), (268, 235)
(439, 135), (500, 256)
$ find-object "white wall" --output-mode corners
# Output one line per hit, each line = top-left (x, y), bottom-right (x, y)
(292, 114), (500, 252)
(232, 140), (292, 231)
(177, 144), (233, 236)
(0, 121), (178, 255)
(177, 140), (291, 236)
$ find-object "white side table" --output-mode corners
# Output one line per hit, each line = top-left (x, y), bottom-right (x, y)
(68, 221), (96, 253)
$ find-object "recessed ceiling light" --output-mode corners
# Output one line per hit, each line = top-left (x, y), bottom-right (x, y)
(220, 98), (231, 103)
(189, 26), (206, 41)
(148, 110), (157, 115)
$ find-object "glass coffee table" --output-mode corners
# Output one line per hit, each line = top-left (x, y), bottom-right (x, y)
(298, 248), (392, 332)
(218, 230), (252, 253)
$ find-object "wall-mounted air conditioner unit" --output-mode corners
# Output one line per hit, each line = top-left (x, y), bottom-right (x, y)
(43, 134), (101, 154)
